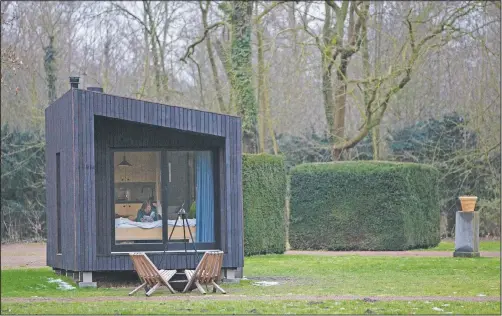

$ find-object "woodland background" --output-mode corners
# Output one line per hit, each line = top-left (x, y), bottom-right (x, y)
(1, 1), (500, 242)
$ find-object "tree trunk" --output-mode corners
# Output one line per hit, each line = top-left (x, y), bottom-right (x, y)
(138, 7), (150, 99)
(264, 74), (279, 155)
(159, 1), (169, 102)
(44, 35), (57, 103)
(322, 56), (335, 142)
(257, 24), (266, 153)
(103, 34), (111, 92)
(214, 38), (235, 112)
(255, 3), (278, 155)
(288, 2), (297, 55)
(362, 2), (379, 160)
(144, 1), (161, 101)
(331, 1), (360, 160)
(230, 1), (258, 153)
(371, 0), (382, 160)
(201, 1), (226, 113)
(322, 2), (335, 143)
(332, 61), (348, 160)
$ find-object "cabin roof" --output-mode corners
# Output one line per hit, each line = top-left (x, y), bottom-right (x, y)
(47, 88), (240, 120)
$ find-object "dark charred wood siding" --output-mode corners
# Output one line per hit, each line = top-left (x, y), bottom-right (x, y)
(46, 89), (243, 272)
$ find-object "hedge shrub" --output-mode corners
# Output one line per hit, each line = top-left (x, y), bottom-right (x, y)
(289, 161), (440, 251)
(243, 154), (287, 256)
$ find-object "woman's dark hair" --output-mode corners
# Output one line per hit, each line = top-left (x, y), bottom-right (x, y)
(141, 200), (151, 211)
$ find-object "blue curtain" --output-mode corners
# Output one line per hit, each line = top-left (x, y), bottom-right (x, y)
(195, 151), (214, 242)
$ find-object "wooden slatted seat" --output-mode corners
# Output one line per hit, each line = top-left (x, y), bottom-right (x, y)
(128, 252), (176, 296)
(183, 250), (226, 294)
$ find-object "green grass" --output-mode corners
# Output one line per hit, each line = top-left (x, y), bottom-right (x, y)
(0, 268), (128, 298)
(2, 255), (500, 299)
(234, 255), (501, 297)
(1, 300), (500, 315)
(1, 255), (500, 315)
(418, 240), (501, 252)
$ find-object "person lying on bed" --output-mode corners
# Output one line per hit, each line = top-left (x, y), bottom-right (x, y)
(134, 201), (160, 222)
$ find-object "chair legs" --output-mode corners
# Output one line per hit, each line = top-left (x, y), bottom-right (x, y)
(129, 282), (147, 296)
(132, 273), (226, 296)
(160, 270), (177, 294)
(145, 282), (161, 297)
(194, 280), (206, 294)
(164, 280), (176, 294)
(183, 270), (195, 293)
(212, 281), (226, 294)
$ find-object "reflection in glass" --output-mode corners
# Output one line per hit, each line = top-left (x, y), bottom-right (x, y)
(165, 151), (214, 244)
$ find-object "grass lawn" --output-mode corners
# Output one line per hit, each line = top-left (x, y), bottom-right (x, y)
(1, 254), (500, 314)
(2, 300), (500, 315)
(419, 240), (501, 252)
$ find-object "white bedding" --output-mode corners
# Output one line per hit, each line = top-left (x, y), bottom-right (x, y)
(115, 218), (196, 229)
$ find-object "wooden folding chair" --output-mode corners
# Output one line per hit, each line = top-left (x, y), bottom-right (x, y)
(183, 250), (226, 294)
(128, 252), (176, 296)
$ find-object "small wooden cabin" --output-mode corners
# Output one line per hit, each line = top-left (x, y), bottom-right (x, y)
(45, 79), (243, 285)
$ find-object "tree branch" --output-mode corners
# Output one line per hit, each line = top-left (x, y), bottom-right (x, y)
(253, 1), (286, 23)
(326, 0), (340, 15)
(180, 21), (228, 63)
(111, 2), (150, 33)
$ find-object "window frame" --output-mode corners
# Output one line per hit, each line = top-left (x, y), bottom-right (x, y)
(110, 147), (220, 253)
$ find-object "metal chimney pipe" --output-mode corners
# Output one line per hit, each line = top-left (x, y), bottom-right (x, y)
(69, 77), (80, 89)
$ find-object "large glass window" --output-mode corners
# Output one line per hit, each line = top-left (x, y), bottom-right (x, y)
(112, 149), (216, 250)
(114, 151), (163, 244)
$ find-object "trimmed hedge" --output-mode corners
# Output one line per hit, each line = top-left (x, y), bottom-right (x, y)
(289, 161), (440, 251)
(243, 154), (287, 256)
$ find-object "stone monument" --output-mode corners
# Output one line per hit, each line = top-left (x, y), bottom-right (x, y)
(453, 211), (480, 257)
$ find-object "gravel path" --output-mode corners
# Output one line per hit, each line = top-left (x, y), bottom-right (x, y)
(1, 243), (46, 268)
(1, 243), (500, 269)
(285, 250), (501, 258)
(2, 294), (500, 304)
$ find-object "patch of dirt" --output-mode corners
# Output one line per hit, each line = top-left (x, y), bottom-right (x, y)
(1, 242), (46, 269)
(1, 294), (499, 304)
(2, 242), (499, 270)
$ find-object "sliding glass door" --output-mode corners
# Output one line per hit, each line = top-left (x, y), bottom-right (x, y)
(112, 149), (217, 251)
(163, 150), (215, 245)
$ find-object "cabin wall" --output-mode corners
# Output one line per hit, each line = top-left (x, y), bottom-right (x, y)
(45, 90), (79, 271)
(74, 89), (96, 271)
(72, 89), (243, 272)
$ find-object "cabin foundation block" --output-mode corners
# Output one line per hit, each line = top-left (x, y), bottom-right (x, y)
(78, 272), (97, 288)
(453, 211), (480, 258)
(222, 268), (241, 283)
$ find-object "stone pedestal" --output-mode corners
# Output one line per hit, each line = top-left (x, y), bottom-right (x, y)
(453, 211), (480, 258)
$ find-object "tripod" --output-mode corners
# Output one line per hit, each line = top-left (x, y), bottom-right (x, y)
(168, 202), (200, 267)
(147, 203), (199, 293)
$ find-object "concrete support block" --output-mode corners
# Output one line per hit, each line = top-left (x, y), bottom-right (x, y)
(82, 272), (93, 282)
(454, 211), (480, 258)
(222, 268), (241, 283)
(78, 272), (97, 288)
(78, 282), (97, 288)
(235, 267), (243, 279)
